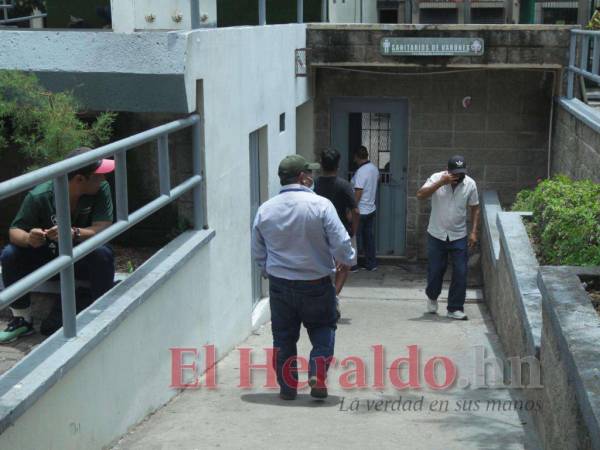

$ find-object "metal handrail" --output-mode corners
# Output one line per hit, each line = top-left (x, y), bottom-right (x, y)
(0, 114), (206, 338)
(0, 13), (46, 25)
(566, 29), (600, 99)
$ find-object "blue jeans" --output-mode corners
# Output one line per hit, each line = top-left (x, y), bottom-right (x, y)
(0, 243), (115, 310)
(269, 275), (337, 395)
(357, 212), (377, 270)
(425, 233), (468, 312)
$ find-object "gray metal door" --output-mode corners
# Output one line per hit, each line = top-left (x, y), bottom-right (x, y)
(331, 97), (408, 256)
(249, 130), (262, 305)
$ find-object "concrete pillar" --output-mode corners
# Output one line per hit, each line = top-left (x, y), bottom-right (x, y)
(534, 2), (542, 23)
(412, 0), (420, 23)
(463, 0), (472, 24)
(579, 0), (592, 26)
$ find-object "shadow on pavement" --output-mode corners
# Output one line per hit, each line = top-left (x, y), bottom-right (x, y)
(240, 393), (342, 407)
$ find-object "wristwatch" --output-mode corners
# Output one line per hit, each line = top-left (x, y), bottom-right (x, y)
(72, 227), (81, 243)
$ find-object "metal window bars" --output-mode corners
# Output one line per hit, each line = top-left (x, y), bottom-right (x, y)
(256, 0), (318, 25)
(0, 114), (206, 339)
(0, 0), (47, 26)
(567, 29), (600, 100)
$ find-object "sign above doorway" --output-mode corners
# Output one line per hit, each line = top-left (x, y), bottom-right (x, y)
(380, 38), (484, 56)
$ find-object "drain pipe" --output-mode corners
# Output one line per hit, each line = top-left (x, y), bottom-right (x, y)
(360, 0), (363, 23)
(546, 70), (558, 179)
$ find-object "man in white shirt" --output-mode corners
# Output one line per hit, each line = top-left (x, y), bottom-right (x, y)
(351, 145), (379, 272)
(252, 154), (355, 400)
(416, 155), (480, 320)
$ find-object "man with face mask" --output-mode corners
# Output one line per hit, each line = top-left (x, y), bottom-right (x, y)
(252, 154), (355, 400)
(416, 155), (480, 320)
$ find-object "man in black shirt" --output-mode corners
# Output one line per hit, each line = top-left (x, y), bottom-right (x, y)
(315, 149), (360, 299)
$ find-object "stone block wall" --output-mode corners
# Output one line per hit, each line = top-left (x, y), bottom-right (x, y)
(307, 24), (572, 67)
(314, 69), (553, 258)
(552, 104), (600, 183)
(538, 266), (600, 450)
(308, 25), (572, 259)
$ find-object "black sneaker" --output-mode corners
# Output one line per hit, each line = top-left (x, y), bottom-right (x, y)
(0, 317), (34, 343)
(279, 390), (297, 401)
(350, 265), (360, 273)
(309, 376), (328, 399)
(40, 302), (63, 336)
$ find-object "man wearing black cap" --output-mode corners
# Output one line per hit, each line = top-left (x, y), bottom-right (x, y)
(416, 155), (480, 320)
(0, 147), (116, 342)
(252, 154), (355, 400)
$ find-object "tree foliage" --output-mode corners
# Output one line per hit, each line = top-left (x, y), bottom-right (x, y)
(512, 175), (600, 266)
(0, 70), (115, 170)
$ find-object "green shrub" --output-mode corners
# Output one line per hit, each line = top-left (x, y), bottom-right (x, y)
(0, 70), (116, 171)
(512, 175), (600, 266)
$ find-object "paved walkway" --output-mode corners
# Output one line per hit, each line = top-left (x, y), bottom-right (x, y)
(113, 266), (541, 450)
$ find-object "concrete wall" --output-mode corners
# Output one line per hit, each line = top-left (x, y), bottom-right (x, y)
(481, 194), (542, 360)
(111, 0), (217, 32)
(314, 69), (553, 258)
(296, 99), (315, 161)
(480, 191), (600, 448)
(539, 266), (600, 450)
(329, 0), (378, 23)
(551, 103), (600, 183)
(307, 24), (572, 67)
(480, 192), (546, 439)
(183, 24), (310, 216)
(308, 25), (569, 258)
(0, 231), (220, 449)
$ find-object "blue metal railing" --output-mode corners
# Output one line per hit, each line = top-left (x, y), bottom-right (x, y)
(0, 114), (206, 338)
(566, 29), (600, 99)
(0, 0), (46, 26)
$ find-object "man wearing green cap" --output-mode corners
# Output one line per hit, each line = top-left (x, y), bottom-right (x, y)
(252, 154), (355, 401)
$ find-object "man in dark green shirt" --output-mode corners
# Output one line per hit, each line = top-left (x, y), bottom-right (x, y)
(0, 147), (116, 343)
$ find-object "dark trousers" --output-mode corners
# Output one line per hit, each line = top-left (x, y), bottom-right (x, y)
(357, 211), (377, 270)
(269, 275), (337, 395)
(425, 233), (468, 312)
(0, 243), (115, 310)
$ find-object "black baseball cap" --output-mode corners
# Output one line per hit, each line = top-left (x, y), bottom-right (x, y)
(448, 155), (467, 174)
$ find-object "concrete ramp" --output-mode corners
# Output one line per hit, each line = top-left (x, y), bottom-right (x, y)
(113, 267), (541, 450)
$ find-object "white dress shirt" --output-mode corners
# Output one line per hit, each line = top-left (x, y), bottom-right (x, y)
(423, 172), (479, 241)
(251, 184), (355, 280)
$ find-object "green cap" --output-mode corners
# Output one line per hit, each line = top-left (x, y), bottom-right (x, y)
(278, 154), (320, 179)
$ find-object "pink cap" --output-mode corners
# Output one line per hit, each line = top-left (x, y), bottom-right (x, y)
(95, 159), (115, 174)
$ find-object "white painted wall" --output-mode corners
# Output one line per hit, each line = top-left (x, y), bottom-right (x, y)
(329, 0), (378, 23)
(0, 234), (220, 450)
(296, 99), (315, 161)
(111, 0), (217, 32)
(0, 24), (309, 449)
(183, 24), (310, 200)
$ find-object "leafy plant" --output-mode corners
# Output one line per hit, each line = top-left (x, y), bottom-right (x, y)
(512, 175), (600, 266)
(0, 70), (116, 171)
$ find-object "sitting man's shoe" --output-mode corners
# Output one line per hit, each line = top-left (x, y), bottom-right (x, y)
(0, 317), (34, 343)
(279, 391), (297, 401)
(309, 376), (328, 399)
(447, 310), (468, 320)
(427, 298), (438, 314)
(40, 303), (63, 336)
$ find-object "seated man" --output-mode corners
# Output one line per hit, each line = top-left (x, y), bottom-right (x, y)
(0, 147), (116, 343)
